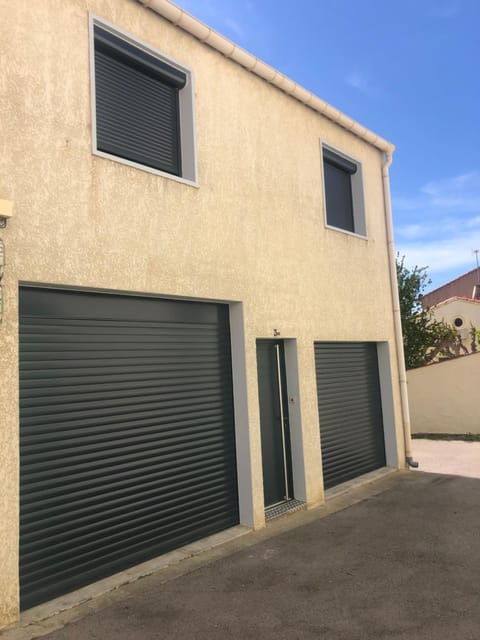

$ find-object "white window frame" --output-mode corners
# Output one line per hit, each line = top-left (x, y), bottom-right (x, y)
(320, 142), (367, 238)
(89, 14), (198, 187)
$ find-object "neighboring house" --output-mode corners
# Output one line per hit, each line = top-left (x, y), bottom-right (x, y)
(422, 267), (480, 308)
(0, 0), (410, 628)
(409, 274), (480, 435)
(422, 270), (480, 347)
(429, 297), (480, 345)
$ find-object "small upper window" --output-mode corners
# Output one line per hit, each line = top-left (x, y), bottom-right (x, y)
(322, 146), (366, 236)
(91, 20), (196, 184)
(454, 317), (463, 328)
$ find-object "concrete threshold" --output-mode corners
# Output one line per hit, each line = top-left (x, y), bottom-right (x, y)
(324, 466), (397, 500)
(10, 525), (250, 633)
(1, 468), (408, 640)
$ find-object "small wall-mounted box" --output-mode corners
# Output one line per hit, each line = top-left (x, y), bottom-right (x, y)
(0, 200), (13, 219)
(0, 200), (13, 228)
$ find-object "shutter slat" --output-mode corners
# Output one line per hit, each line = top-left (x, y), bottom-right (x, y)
(94, 42), (181, 175)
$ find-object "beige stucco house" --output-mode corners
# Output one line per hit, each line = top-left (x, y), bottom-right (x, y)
(0, 0), (413, 629)
(430, 297), (480, 344)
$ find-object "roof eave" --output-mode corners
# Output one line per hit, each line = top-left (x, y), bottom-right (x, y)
(136, 0), (395, 156)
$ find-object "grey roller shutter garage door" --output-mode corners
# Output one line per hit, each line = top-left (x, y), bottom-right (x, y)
(314, 342), (386, 489)
(19, 287), (238, 610)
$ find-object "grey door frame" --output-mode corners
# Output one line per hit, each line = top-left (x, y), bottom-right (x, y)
(256, 339), (294, 509)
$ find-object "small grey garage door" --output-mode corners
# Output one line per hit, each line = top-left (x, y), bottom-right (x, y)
(314, 342), (386, 489)
(19, 287), (238, 610)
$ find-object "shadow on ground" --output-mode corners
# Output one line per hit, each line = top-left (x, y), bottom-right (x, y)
(17, 472), (480, 640)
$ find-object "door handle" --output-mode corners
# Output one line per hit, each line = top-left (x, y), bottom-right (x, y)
(275, 343), (290, 501)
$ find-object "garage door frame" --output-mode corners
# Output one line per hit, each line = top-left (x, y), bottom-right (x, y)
(18, 282), (254, 609)
(314, 340), (398, 490)
(18, 282), (255, 526)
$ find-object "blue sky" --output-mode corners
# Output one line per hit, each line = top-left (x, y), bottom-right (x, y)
(177, 0), (480, 292)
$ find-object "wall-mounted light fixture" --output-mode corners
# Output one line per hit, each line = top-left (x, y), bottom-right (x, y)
(0, 199), (13, 228)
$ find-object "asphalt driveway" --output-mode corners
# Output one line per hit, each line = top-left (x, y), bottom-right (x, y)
(7, 471), (480, 640)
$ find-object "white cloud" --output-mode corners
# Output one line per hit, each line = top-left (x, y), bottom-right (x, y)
(177, 0), (252, 42)
(467, 216), (480, 228)
(396, 223), (431, 240)
(429, 1), (461, 19)
(345, 71), (376, 95)
(396, 215), (480, 241)
(223, 17), (245, 39)
(394, 171), (480, 215)
(394, 170), (480, 282)
(398, 233), (480, 274)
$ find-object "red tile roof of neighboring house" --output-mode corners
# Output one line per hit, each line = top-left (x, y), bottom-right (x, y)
(422, 268), (480, 308)
(432, 296), (480, 307)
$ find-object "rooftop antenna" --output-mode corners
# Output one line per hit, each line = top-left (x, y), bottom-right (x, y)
(473, 249), (480, 299)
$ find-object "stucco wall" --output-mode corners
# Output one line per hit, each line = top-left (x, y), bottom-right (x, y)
(0, 0), (405, 627)
(408, 353), (480, 435)
(430, 298), (480, 343)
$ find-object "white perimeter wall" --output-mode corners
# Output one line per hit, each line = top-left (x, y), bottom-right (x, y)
(408, 352), (480, 435)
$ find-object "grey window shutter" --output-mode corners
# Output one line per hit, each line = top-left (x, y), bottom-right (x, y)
(94, 26), (185, 176)
(323, 159), (355, 232)
(323, 148), (357, 174)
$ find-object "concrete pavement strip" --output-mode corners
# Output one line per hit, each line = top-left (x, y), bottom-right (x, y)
(412, 439), (480, 479)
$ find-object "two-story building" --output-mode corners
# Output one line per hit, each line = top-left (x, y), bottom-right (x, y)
(0, 0), (412, 628)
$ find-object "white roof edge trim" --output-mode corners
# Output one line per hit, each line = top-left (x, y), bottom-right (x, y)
(433, 296), (480, 307)
(136, 0), (395, 155)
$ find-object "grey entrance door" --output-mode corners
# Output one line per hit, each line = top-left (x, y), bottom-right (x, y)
(256, 340), (293, 508)
(19, 286), (239, 610)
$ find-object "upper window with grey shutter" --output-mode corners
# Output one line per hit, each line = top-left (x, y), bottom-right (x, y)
(322, 145), (366, 237)
(91, 19), (197, 185)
